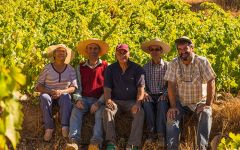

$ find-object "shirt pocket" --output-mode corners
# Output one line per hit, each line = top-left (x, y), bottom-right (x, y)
(125, 76), (135, 85)
(176, 69), (183, 83)
(192, 67), (202, 84)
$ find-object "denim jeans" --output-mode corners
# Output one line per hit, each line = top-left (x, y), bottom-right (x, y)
(143, 96), (168, 138)
(166, 100), (212, 150)
(69, 96), (104, 144)
(40, 93), (72, 129)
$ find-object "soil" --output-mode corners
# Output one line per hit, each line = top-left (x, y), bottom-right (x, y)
(17, 92), (240, 150)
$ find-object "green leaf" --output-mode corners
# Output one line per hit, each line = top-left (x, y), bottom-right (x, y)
(0, 135), (7, 150)
(0, 75), (9, 97)
(10, 67), (26, 86)
(5, 100), (22, 149)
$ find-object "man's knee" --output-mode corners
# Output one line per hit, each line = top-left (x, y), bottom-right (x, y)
(40, 93), (52, 105)
(139, 108), (144, 115)
(95, 106), (104, 119)
(158, 100), (168, 108)
(143, 101), (152, 107)
(59, 94), (72, 107)
(60, 93), (71, 101)
(200, 107), (212, 120)
(143, 102), (153, 111)
(157, 101), (169, 114)
(70, 107), (84, 122)
(134, 107), (144, 119)
(167, 119), (180, 130)
(40, 93), (51, 100)
(201, 107), (212, 116)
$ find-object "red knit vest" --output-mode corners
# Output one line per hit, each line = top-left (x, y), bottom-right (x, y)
(80, 61), (108, 99)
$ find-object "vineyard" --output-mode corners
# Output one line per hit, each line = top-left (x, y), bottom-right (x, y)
(0, 0), (240, 149)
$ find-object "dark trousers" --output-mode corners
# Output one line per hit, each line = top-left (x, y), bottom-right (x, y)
(103, 100), (144, 146)
(143, 95), (169, 137)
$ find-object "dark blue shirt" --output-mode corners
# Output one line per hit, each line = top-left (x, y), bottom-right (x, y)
(104, 61), (145, 100)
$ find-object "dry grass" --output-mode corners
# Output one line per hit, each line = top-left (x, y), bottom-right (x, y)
(212, 0), (240, 10)
(18, 94), (240, 149)
(183, 0), (240, 13)
(184, 0), (209, 4)
(212, 98), (240, 136)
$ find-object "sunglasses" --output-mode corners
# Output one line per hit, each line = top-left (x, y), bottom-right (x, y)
(149, 48), (162, 52)
(116, 49), (128, 55)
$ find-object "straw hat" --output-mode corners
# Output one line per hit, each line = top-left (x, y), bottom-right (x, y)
(141, 38), (170, 54)
(77, 38), (109, 57)
(46, 44), (75, 64)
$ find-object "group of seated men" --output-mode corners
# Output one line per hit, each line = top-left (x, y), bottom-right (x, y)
(35, 37), (216, 150)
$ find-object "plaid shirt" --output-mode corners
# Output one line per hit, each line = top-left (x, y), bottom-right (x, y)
(164, 54), (216, 106)
(143, 59), (168, 100)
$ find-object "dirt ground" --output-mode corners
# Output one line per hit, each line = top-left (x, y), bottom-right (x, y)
(16, 92), (240, 150)
(183, 0), (240, 13)
(17, 101), (135, 150)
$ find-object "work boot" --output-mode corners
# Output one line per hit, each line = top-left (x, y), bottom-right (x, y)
(43, 129), (54, 142)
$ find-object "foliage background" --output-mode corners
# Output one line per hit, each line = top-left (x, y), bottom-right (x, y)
(0, 58), (25, 149)
(219, 132), (240, 149)
(0, 0), (239, 92)
(0, 0), (240, 149)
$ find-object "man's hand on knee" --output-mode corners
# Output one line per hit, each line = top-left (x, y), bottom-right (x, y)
(167, 107), (179, 120)
(131, 102), (141, 114)
(90, 102), (100, 114)
(75, 100), (84, 110)
(196, 104), (211, 114)
(143, 92), (152, 102)
(106, 99), (115, 110)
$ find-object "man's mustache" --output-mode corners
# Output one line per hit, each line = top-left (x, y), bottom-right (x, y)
(180, 52), (190, 60)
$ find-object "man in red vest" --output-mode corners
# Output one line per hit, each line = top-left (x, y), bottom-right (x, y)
(67, 39), (109, 150)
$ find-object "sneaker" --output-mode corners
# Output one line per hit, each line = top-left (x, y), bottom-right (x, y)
(43, 129), (54, 141)
(126, 144), (138, 150)
(65, 143), (78, 150)
(65, 139), (79, 150)
(88, 143), (100, 150)
(106, 143), (116, 150)
(62, 126), (69, 138)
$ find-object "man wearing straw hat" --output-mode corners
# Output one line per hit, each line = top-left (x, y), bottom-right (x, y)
(67, 38), (109, 150)
(164, 36), (216, 150)
(103, 44), (145, 150)
(35, 44), (77, 141)
(141, 38), (170, 147)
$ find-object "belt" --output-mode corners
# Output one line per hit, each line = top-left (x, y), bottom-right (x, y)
(150, 93), (163, 97)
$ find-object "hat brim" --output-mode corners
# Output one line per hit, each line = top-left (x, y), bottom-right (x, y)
(175, 37), (192, 44)
(47, 44), (75, 64)
(77, 39), (109, 57)
(141, 40), (170, 54)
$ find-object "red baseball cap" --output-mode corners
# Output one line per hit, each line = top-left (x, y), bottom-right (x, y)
(116, 44), (129, 52)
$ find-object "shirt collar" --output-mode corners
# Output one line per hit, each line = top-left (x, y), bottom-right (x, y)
(82, 59), (102, 68)
(117, 60), (132, 71)
(190, 53), (196, 64)
(150, 59), (164, 66)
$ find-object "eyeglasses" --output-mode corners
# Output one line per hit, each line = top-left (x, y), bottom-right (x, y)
(88, 47), (100, 50)
(149, 48), (162, 52)
(116, 50), (128, 55)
